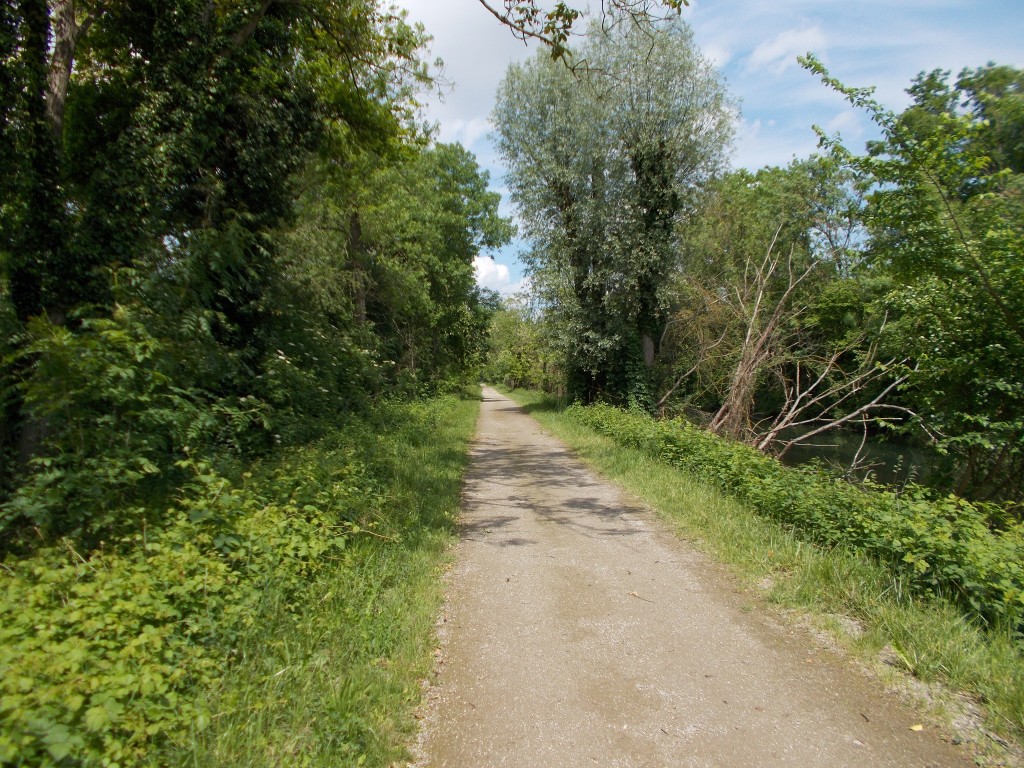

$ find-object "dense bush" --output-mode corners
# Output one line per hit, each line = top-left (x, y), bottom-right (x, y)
(570, 403), (1024, 632)
(0, 397), (455, 766)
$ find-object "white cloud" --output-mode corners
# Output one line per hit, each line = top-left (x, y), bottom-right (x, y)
(825, 108), (865, 139)
(397, 0), (538, 139)
(436, 117), (491, 150)
(701, 40), (732, 68)
(746, 26), (826, 76)
(474, 255), (512, 291)
(731, 117), (821, 170)
(739, 117), (762, 140)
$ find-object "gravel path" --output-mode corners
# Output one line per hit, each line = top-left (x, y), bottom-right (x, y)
(412, 387), (970, 767)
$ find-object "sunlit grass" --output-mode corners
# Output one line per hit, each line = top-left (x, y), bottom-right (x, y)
(501, 386), (1024, 758)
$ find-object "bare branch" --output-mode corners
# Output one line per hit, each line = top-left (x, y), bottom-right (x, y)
(774, 369), (914, 458)
(476, 0), (687, 67)
(655, 327), (728, 411)
(475, 0), (554, 49)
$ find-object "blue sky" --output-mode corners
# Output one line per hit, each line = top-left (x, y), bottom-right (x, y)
(395, 0), (1024, 294)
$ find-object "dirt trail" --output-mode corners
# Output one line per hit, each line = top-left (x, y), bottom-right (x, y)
(412, 387), (970, 767)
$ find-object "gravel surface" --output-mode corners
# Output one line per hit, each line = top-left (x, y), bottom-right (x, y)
(411, 387), (971, 767)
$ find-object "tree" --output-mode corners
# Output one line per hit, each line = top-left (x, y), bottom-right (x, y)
(0, 1), (439, 534)
(663, 158), (909, 452)
(805, 57), (1024, 502)
(278, 140), (512, 399)
(484, 292), (562, 391)
(353, 142), (513, 388)
(0, 0), (431, 467)
(493, 15), (733, 404)
(3, 0), (431, 326)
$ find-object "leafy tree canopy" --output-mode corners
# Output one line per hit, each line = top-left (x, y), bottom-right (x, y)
(493, 13), (733, 404)
(804, 56), (1024, 501)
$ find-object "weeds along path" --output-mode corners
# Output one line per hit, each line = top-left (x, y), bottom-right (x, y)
(412, 387), (969, 768)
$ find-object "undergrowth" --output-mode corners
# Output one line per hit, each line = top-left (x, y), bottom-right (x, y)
(0, 394), (478, 767)
(500, 387), (1024, 749)
(570, 402), (1024, 633)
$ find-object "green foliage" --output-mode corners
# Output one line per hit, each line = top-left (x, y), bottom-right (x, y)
(0, 463), (341, 765)
(569, 402), (1024, 632)
(804, 57), (1024, 502)
(353, 143), (513, 388)
(493, 14), (733, 403)
(0, 395), (475, 766)
(278, 142), (512, 399)
(172, 394), (477, 767)
(3, 306), (183, 539)
(0, 2), (505, 538)
(483, 294), (562, 392)
(0, 296), (286, 544)
(0, 0), (439, 500)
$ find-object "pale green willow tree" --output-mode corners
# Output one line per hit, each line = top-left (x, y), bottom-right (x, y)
(493, 16), (734, 404)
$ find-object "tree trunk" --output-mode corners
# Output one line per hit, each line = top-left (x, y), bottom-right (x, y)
(46, 0), (77, 147)
(710, 350), (759, 440)
(8, 0), (78, 470)
(349, 212), (367, 324)
(641, 333), (655, 367)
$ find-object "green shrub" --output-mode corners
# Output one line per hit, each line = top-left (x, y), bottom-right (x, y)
(0, 393), (475, 766)
(569, 403), (1024, 632)
(1, 306), (280, 545)
(0, 393), (439, 766)
(171, 394), (476, 766)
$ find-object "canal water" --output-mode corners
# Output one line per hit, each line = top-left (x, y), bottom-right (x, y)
(778, 429), (952, 489)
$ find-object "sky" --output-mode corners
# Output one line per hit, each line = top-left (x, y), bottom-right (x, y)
(393, 0), (1024, 294)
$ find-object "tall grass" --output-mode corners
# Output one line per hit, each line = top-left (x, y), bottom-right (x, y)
(501, 387), (1024, 755)
(164, 394), (478, 767)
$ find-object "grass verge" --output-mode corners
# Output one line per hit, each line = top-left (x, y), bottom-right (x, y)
(499, 387), (1024, 765)
(163, 394), (478, 767)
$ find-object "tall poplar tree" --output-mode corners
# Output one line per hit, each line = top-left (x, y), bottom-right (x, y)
(493, 15), (733, 404)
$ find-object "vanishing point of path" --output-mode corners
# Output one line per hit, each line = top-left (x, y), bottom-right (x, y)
(413, 387), (971, 768)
